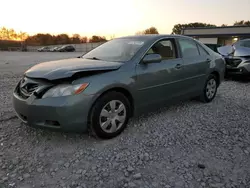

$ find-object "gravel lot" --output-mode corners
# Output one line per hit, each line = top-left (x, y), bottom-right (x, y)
(1, 52), (250, 188)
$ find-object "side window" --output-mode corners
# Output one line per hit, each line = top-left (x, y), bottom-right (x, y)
(179, 39), (199, 58)
(146, 39), (176, 60)
(197, 44), (209, 56)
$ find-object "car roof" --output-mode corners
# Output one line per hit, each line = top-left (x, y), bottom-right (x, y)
(118, 34), (194, 41)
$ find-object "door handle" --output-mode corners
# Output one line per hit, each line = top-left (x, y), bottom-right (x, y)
(175, 64), (182, 69)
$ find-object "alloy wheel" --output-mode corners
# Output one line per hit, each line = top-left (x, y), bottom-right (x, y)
(206, 78), (217, 99)
(99, 100), (127, 133)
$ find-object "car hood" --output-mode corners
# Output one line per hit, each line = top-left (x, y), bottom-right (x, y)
(25, 58), (123, 80)
(217, 45), (250, 57)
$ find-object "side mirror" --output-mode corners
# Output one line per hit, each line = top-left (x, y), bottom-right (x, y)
(142, 54), (162, 64)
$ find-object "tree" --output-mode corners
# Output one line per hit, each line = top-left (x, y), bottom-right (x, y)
(221, 24), (228, 27)
(80, 37), (88, 43)
(144, 27), (159, 34)
(89, 35), (107, 43)
(9, 29), (17, 40)
(0, 27), (11, 40)
(171, 24), (187, 35)
(56, 34), (71, 44)
(171, 22), (216, 34)
(18, 32), (28, 41)
(233, 20), (250, 26)
(71, 34), (81, 44)
(0, 27), (28, 40)
(136, 26), (159, 35)
(25, 33), (55, 45)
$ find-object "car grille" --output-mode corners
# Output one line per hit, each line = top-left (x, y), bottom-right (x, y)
(226, 58), (242, 67)
(16, 77), (39, 99)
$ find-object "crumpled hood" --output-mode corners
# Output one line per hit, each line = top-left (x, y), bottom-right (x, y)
(25, 58), (123, 80)
(217, 45), (250, 57)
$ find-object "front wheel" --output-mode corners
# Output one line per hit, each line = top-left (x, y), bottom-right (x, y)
(89, 92), (131, 139)
(199, 74), (218, 103)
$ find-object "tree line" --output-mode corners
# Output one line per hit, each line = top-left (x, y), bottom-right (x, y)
(25, 34), (107, 46)
(0, 20), (250, 46)
(0, 27), (28, 41)
(0, 27), (108, 46)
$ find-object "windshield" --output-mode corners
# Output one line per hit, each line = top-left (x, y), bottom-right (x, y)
(233, 40), (250, 48)
(240, 40), (250, 48)
(82, 39), (145, 62)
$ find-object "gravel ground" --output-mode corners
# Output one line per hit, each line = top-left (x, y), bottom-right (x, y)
(1, 52), (250, 188)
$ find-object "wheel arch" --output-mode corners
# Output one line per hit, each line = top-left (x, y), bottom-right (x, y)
(87, 86), (135, 123)
(210, 70), (220, 86)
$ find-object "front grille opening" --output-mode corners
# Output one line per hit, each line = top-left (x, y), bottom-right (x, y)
(45, 120), (60, 127)
(226, 58), (242, 67)
(17, 88), (29, 99)
(16, 82), (39, 99)
(26, 84), (39, 93)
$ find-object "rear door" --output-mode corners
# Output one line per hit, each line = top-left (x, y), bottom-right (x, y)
(177, 38), (210, 95)
(135, 38), (186, 109)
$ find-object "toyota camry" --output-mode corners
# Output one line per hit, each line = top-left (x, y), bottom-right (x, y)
(13, 35), (225, 139)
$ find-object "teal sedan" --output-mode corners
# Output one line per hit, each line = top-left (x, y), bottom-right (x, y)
(13, 35), (225, 139)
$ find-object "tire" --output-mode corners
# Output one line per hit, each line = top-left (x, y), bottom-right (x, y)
(90, 91), (131, 139)
(199, 74), (218, 103)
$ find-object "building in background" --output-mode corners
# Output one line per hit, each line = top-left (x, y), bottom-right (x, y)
(182, 26), (250, 46)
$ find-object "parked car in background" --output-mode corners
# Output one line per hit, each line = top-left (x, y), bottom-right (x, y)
(50, 46), (61, 52)
(57, 45), (75, 52)
(217, 39), (250, 77)
(37, 46), (51, 52)
(13, 35), (225, 139)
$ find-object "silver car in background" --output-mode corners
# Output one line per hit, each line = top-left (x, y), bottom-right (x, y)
(218, 39), (250, 77)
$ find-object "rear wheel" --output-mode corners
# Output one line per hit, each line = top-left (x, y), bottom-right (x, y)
(90, 92), (130, 139)
(199, 74), (218, 103)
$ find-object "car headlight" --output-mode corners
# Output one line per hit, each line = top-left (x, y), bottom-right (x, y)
(42, 83), (89, 98)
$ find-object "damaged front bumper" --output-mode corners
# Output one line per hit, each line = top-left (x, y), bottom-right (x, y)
(226, 66), (250, 76)
(12, 80), (94, 132)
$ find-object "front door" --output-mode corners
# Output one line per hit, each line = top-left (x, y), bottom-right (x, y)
(134, 38), (186, 110)
(177, 38), (210, 95)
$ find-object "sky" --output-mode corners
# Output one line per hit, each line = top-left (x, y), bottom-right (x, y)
(1, 0), (250, 38)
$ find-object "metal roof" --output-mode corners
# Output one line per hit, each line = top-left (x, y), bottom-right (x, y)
(182, 26), (250, 37)
(183, 25), (250, 30)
